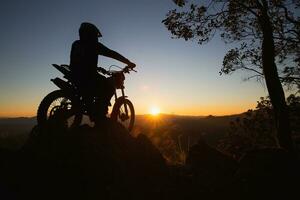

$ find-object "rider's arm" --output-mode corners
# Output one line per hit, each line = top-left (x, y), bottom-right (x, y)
(97, 43), (135, 66)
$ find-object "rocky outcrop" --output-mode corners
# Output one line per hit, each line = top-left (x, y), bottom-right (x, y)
(1, 119), (168, 200)
(185, 138), (238, 198)
(1, 120), (299, 200)
(232, 148), (300, 199)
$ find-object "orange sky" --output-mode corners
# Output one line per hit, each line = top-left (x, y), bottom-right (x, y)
(0, 97), (259, 118)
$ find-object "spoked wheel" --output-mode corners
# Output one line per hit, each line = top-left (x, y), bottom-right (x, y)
(111, 98), (135, 132)
(37, 90), (82, 128)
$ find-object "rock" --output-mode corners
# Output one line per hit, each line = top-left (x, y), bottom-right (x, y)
(2, 119), (169, 200)
(186, 138), (238, 190)
(233, 148), (300, 199)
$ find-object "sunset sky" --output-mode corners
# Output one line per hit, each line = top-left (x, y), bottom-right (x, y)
(0, 0), (269, 117)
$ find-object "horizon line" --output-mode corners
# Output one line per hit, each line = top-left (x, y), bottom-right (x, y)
(0, 112), (245, 119)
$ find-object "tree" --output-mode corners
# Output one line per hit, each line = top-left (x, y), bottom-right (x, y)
(163, 0), (300, 153)
(217, 95), (300, 159)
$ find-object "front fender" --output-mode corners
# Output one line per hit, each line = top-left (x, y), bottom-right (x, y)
(115, 96), (127, 104)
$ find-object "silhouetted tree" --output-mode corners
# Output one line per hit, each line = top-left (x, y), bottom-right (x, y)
(217, 95), (300, 159)
(163, 0), (300, 153)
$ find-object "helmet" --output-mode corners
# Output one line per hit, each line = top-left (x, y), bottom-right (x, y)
(79, 22), (102, 40)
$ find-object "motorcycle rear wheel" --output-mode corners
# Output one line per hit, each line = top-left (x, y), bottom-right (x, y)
(37, 90), (82, 127)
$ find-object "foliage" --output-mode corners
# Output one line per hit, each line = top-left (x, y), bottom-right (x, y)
(163, 0), (300, 91)
(154, 131), (190, 165)
(156, 133), (189, 165)
(137, 117), (190, 165)
(217, 94), (300, 159)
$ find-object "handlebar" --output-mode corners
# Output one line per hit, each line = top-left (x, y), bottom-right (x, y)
(123, 65), (137, 73)
(98, 65), (137, 75)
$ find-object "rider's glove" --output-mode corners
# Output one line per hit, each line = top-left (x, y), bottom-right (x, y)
(127, 62), (136, 69)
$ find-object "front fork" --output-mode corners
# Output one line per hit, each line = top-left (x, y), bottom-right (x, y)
(114, 88), (128, 116)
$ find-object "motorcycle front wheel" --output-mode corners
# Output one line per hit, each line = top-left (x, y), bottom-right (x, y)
(111, 98), (135, 132)
(37, 90), (82, 127)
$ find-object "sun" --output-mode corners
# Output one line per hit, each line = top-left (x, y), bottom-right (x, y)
(150, 106), (160, 116)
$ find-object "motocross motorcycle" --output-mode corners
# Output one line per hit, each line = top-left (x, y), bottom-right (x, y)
(37, 64), (136, 131)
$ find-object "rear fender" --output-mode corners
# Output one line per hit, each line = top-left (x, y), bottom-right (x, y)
(51, 77), (73, 91)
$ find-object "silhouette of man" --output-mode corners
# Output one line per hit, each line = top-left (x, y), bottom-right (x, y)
(70, 22), (135, 121)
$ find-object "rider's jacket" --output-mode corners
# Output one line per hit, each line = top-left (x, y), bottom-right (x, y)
(70, 40), (129, 83)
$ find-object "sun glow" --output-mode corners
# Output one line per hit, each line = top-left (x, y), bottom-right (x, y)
(150, 106), (160, 116)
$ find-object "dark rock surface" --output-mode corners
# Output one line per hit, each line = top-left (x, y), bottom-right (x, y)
(1, 120), (299, 200)
(232, 148), (300, 199)
(184, 138), (238, 199)
(1, 119), (168, 200)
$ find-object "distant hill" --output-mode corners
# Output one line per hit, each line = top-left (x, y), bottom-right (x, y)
(0, 114), (244, 150)
(0, 117), (36, 149)
(135, 113), (244, 146)
(0, 117), (36, 125)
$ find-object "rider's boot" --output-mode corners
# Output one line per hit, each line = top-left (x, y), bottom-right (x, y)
(91, 100), (110, 126)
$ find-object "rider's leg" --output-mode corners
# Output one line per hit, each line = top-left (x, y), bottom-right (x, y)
(103, 77), (115, 105)
(76, 79), (98, 122)
(93, 75), (115, 121)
